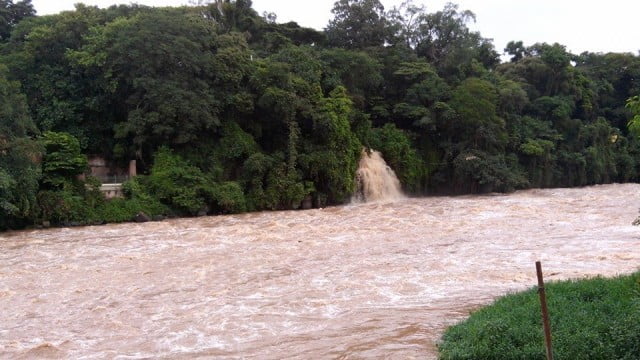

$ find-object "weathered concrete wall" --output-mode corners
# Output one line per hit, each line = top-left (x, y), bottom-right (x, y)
(89, 157), (136, 199)
(88, 156), (130, 181)
(100, 183), (124, 199)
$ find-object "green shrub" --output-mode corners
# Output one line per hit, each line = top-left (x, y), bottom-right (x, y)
(37, 189), (96, 224)
(146, 146), (213, 215)
(438, 272), (640, 360)
(241, 152), (274, 211)
(370, 123), (425, 193)
(95, 198), (139, 223)
(452, 150), (528, 193)
(263, 161), (311, 210)
(121, 177), (167, 213)
(208, 181), (247, 214)
(95, 197), (167, 223)
(40, 131), (88, 189)
(241, 152), (312, 210)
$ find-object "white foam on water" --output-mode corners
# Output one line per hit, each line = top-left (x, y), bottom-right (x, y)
(2, 183), (640, 359)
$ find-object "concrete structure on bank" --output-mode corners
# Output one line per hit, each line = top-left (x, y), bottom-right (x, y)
(100, 183), (125, 199)
(88, 157), (137, 199)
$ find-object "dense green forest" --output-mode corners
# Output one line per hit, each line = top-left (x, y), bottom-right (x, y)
(1, 0), (640, 230)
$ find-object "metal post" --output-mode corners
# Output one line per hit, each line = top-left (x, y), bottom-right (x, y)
(536, 261), (554, 360)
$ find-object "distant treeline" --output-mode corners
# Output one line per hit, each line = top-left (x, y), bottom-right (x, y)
(1, 0), (640, 230)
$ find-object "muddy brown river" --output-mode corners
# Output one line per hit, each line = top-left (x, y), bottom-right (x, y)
(1, 183), (639, 359)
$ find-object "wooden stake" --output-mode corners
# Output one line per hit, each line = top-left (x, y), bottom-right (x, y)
(536, 261), (554, 360)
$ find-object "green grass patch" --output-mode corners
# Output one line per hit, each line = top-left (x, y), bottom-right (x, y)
(438, 272), (640, 359)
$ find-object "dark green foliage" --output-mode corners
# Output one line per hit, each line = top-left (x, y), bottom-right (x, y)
(37, 189), (92, 224)
(326, 0), (393, 49)
(66, 7), (249, 162)
(580, 118), (618, 184)
(205, 0), (259, 35)
(115, 177), (169, 219)
(241, 152), (273, 210)
(627, 95), (640, 137)
(449, 78), (506, 151)
(452, 151), (527, 193)
(0, 138), (41, 228)
(262, 162), (311, 210)
(35, 176), (99, 225)
(0, 0), (34, 41)
(505, 40), (525, 62)
(210, 121), (260, 178)
(95, 198), (152, 223)
(0, 64), (35, 137)
(438, 272), (640, 360)
(95, 195), (167, 223)
(40, 131), (88, 189)
(507, 115), (559, 187)
(145, 147), (213, 216)
(240, 152), (311, 210)
(300, 86), (362, 203)
(35, 177), (167, 225)
(370, 123), (424, 193)
(2, 5), (115, 152)
(319, 48), (383, 107)
(208, 181), (247, 214)
(1, 1), (640, 229)
(143, 147), (249, 215)
(0, 64), (41, 229)
(399, 2), (499, 80)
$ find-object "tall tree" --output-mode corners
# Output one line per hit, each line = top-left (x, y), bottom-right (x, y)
(0, 0), (34, 41)
(319, 48), (383, 108)
(387, 0), (427, 48)
(300, 86), (362, 203)
(404, 3), (498, 79)
(449, 78), (506, 152)
(2, 5), (114, 152)
(0, 64), (41, 229)
(325, 0), (393, 49)
(69, 8), (241, 165)
(204, 0), (259, 34)
(528, 42), (571, 96)
(505, 40), (525, 62)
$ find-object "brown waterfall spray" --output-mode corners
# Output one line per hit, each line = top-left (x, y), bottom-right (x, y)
(352, 149), (404, 203)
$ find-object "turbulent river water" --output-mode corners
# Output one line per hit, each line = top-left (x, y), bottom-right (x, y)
(1, 183), (639, 359)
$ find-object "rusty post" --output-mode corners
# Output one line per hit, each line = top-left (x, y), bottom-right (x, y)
(536, 261), (554, 360)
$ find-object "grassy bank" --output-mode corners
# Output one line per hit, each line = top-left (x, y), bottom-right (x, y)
(438, 271), (640, 359)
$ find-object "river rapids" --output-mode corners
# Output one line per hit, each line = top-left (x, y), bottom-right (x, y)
(1, 184), (639, 359)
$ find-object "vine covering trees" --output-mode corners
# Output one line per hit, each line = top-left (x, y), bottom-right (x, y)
(1, 0), (639, 229)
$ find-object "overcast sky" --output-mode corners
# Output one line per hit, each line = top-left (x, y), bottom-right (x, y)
(31, 0), (640, 56)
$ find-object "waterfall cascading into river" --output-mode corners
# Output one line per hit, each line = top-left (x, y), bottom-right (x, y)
(353, 149), (404, 203)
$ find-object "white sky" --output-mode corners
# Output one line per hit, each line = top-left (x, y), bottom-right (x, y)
(31, 0), (640, 56)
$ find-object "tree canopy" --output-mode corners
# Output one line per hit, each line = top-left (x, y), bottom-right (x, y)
(1, 0), (639, 229)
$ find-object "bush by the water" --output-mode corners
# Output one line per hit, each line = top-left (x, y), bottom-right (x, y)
(438, 272), (640, 359)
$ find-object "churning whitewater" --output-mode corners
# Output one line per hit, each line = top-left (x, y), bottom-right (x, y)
(1, 184), (639, 359)
(353, 149), (404, 203)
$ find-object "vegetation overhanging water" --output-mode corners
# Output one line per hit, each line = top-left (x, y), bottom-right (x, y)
(2, 0), (640, 230)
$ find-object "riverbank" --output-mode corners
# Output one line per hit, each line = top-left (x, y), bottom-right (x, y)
(9, 181), (639, 234)
(439, 272), (640, 359)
